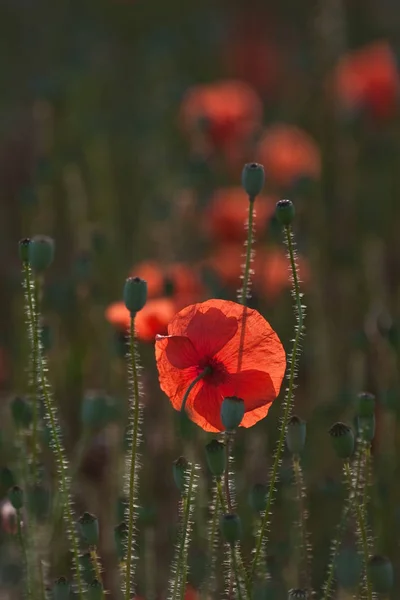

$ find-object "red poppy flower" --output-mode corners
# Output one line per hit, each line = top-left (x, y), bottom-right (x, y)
(130, 261), (203, 303)
(206, 242), (263, 290)
(204, 187), (276, 243)
(180, 80), (262, 151)
(257, 125), (321, 187)
(105, 298), (176, 342)
(255, 248), (310, 301)
(334, 41), (399, 120)
(155, 299), (286, 432)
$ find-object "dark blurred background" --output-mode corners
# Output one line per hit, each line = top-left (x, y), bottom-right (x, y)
(1, 0), (400, 598)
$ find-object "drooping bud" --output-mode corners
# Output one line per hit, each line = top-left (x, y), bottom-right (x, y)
(329, 422), (355, 459)
(286, 416), (306, 455)
(248, 483), (268, 513)
(205, 439), (226, 478)
(10, 396), (33, 429)
(114, 522), (128, 560)
(52, 577), (71, 600)
(368, 555), (393, 593)
(88, 579), (103, 600)
(356, 392), (375, 417)
(8, 486), (24, 510)
(221, 397), (245, 431)
(241, 162), (265, 198)
(28, 235), (55, 272)
(173, 457), (189, 494)
(123, 276), (147, 315)
(220, 513), (242, 545)
(18, 238), (31, 263)
(78, 512), (99, 546)
(276, 199), (295, 226)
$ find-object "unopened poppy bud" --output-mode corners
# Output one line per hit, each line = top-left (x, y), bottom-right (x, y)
(241, 162), (265, 198)
(28, 235), (55, 272)
(286, 416), (306, 455)
(11, 396), (33, 429)
(123, 276), (147, 315)
(8, 486), (24, 510)
(88, 579), (103, 600)
(368, 555), (393, 593)
(248, 483), (268, 513)
(288, 590), (308, 599)
(78, 512), (99, 546)
(276, 199), (295, 226)
(80, 552), (94, 583)
(18, 238), (31, 263)
(52, 577), (71, 600)
(356, 391), (375, 417)
(205, 439), (226, 477)
(0, 467), (15, 491)
(329, 422), (355, 459)
(173, 456), (189, 493)
(221, 396), (245, 431)
(114, 522), (128, 560)
(220, 513), (242, 545)
(356, 415), (375, 442)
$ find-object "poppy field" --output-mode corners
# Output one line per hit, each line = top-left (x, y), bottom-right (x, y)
(1, 1), (400, 599)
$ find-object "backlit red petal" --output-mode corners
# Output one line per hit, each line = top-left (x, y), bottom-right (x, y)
(220, 369), (276, 412)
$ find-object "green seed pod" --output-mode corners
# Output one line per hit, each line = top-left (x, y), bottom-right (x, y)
(80, 552), (94, 584)
(221, 396), (245, 431)
(88, 579), (103, 600)
(205, 439), (226, 477)
(8, 486), (24, 510)
(368, 555), (393, 593)
(78, 512), (99, 546)
(123, 276), (147, 315)
(10, 396), (33, 429)
(114, 522), (128, 560)
(275, 199), (295, 226)
(241, 162), (265, 198)
(0, 467), (15, 491)
(173, 456), (189, 494)
(356, 415), (375, 442)
(220, 513), (242, 545)
(329, 422), (355, 459)
(356, 391), (375, 418)
(18, 238), (31, 263)
(248, 483), (268, 513)
(28, 235), (55, 272)
(288, 590), (308, 599)
(52, 577), (71, 600)
(286, 416), (306, 455)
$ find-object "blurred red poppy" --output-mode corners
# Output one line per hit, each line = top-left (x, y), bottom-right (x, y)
(204, 187), (276, 243)
(180, 80), (262, 151)
(130, 261), (203, 303)
(206, 242), (264, 290)
(334, 41), (399, 120)
(255, 248), (310, 301)
(257, 125), (321, 187)
(106, 298), (176, 342)
(155, 299), (286, 432)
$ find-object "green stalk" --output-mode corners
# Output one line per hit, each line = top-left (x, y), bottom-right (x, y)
(250, 225), (304, 578)
(180, 367), (211, 414)
(292, 456), (311, 591)
(16, 508), (31, 599)
(231, 545), (244, 600)
(90, 549), (104, 598)
(202, 486), (220, 600)
(239, 197), (255, 306)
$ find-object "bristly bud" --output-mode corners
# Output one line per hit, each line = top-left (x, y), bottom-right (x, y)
(286, 415), (306, 454)
(288, 590), (308, 599)
(173, 456), (189, 494)
(368, 555), (394, 593)
(0, 467), (15, 491)
(221, 396), (245, 431)
(10, 396), (33, 429)
(248, 483), (268, 513)
(18, 238), (31, 263)
(241, 162), (265, 198)
(8, 486), (24, 510)
(114, 522), (128, 560)
(52, 577), (71, 600)
(276, 199), (295, 226)
(123, 276), (147, 315)
(329, 422), (355, 459)
(28, 235), (55, 272)
(205, 439), (226, 477)
(356, 391), (375, 417)
(356, 415), (375, 442)
(88, 579), (103, 600)
(220, 513), (242, 545)
(78, 512), (99, 546)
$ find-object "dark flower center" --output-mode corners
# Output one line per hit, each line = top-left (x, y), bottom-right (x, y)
(197, 356), (228, 386)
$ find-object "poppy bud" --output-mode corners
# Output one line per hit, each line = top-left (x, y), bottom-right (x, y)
(18, 238), (31, 263)
(114, 522), (128, 560)
(8, 486), (24, 510)
(88, 579), (103, 600)
(356, 415), (375, 442)
(10, 396), (33, 429)
(80, 552), (94, 584)
(368, 555), (393, 593)
(329, 422), (355, 459)
(123, 276), (147, 315)
(0, 467), (15, 491)
(173, 456), (189, 494)
(248, 483), (268, 513)
(288, 590), (308, 599)
(275, 199), (295, 226)
(286, 416), (306, 455)
(221, 397), (245, 431)
(78, 512), (99, 546)
(52, 577), (71, 600)
(356, 392), (375, 417)
(220, 513), (242, 545)
(205, 439), (226, 477)
(241, 162), (265, 198)
(28, 235), (55, 272)
(40, 321), (53, 352)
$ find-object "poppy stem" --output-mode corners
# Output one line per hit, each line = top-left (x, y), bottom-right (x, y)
(239, 197), (255, 306)
(180, 367), (211, 414)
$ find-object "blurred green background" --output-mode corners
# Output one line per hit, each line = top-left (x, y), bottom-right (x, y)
(1, 0), (400, 598)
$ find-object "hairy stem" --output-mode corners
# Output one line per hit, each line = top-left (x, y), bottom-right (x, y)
(239, 197), (255, 306)
(180, 367), (211, 414)
(90, 549), (104, 597)
(293, 456), (311, 591)
(202, 486), (220, 600)
(231, 545), (244, 600)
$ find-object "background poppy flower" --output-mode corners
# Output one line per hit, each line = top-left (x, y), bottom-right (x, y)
(130, 261), (203, 302)
(155, 299), (286, 432)
(106, 298), (176, 342)
(255, 248), (310, 301)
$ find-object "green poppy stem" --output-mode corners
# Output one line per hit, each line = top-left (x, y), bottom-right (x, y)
(180, 367), (211, 414)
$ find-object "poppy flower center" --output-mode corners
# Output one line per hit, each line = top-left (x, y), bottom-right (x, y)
(197, 357), (228, 386)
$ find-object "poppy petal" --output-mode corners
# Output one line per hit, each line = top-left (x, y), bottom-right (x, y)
(220, 369), (276, 412)
(192, 383), (224, 432)
(186, 307), (238, 357)
(241, 403), (274, 428)
(157, 335), (199, 369)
